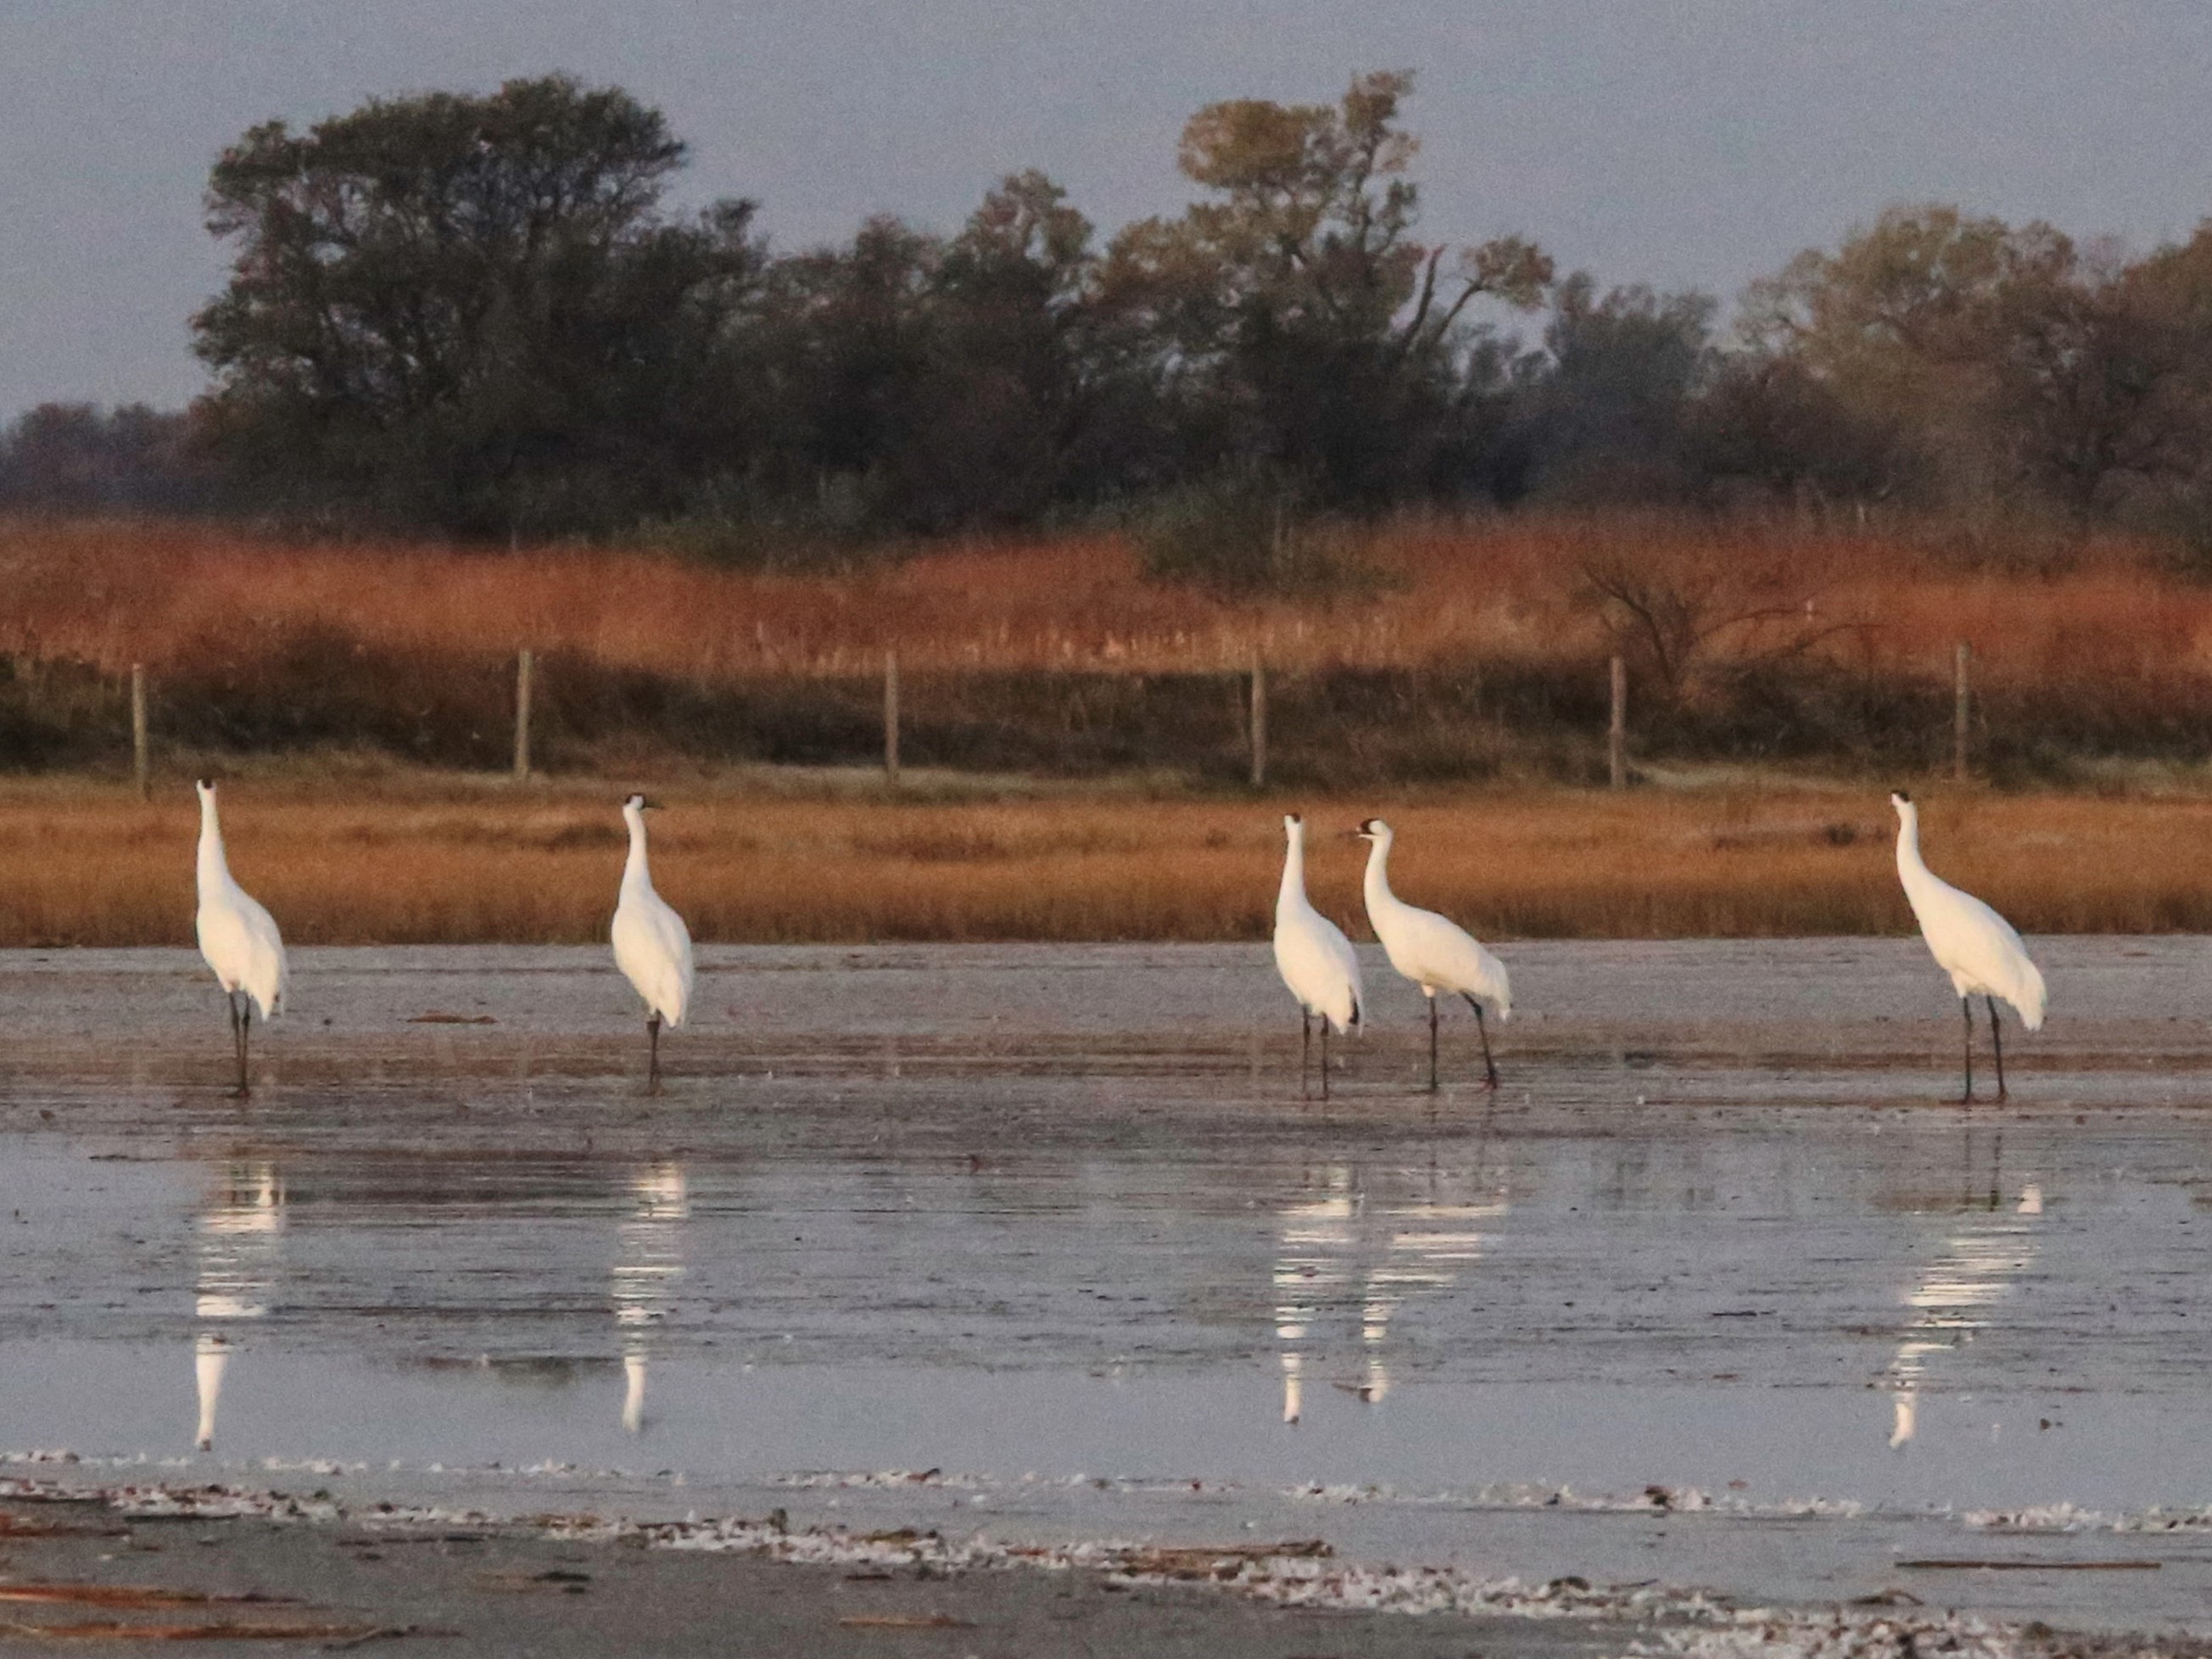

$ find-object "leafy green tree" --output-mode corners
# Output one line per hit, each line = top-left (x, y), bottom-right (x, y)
(1981, 244), (2170, 518)
(1686, 355), (1920, 512)
(186, 71), (2212, 550)
(730, 171), (1182, 537)
(193, 75), (760, 536)
(2086, 226), (2212, 540)
(754, 215), (942, 508)
(1502, 275), (1716, 503)
(1100, 70), (1550, 504)
(0, 404), (207, 513)
(913, 172), (1114, 523)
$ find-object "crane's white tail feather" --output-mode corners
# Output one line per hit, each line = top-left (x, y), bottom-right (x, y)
(1316, 978), (1360, 1035)
(2009, 955), (2047, 1032)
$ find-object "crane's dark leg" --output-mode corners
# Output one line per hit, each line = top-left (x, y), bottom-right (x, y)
(1466, 996), (1500, 1089)
(237, 1000), (253, 1098)
(226, 992), (245, 1097)
(1427, 995), (1440, 1093)
(1987, 995), (2006, 1101)
(1957, 997), (1975, 1104)
(1320, 1017), (1332, 1101)
(646, 1013), (662, 1096)
(1300, 1009), (1312, 1098)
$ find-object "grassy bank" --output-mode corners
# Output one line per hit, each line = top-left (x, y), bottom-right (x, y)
(8, 515), (2212, 785)
(7, 768), (2212, 947)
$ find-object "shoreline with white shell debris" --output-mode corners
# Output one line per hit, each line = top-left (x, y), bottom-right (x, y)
(3, 1472), (2185, 1659)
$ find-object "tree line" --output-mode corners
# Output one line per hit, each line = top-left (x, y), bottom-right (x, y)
(8, 71), (2212, 574)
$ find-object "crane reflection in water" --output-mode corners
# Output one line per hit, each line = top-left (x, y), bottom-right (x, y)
(612, 1164), (690, 1433)
(1883, 1123), (2044, 1450)
(1273, 1159), (1503, 1424)
(193, 1162), (286, 1451)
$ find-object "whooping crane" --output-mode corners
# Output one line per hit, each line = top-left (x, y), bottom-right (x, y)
(1891, 791), (2045, 1101)
(612, 795), (693, 1093)
(193, 780), (287, 1096)
(1272, 814), (1363, 1098)
(1355, 818), (1510, 1091)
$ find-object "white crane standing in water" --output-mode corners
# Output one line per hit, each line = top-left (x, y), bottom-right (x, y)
(193, 781), (287, 1096)
(1272, 814), (1363, 1098)
(1355, 818), (1510, 1091)
(1891, 790), (2046, 1101)
(612, 795), (693, 1093)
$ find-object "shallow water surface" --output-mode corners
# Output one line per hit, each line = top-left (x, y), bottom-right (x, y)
(7, 941), (2212, 1633)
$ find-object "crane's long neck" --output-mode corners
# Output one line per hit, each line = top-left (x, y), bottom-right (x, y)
(195, 795), (231, 894)
(1894, 806), (1935, 897)
(622, 811), (653, 893)
(1362, 835), (1396, 913)
(1278, 829), (1309, 908)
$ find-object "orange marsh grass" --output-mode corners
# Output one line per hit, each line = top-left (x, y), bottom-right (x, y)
(8, 514), (2212, 694)
(6, 774), (2212, 947)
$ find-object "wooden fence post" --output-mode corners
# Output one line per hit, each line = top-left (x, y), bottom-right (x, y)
(1952, 641), (1971, 782)
(1248, 647), (1268, 789)
(884, 651), (900, 786)
(130, 663), (148, 800)
(1608, 656), (1627, 790)
(513, 649), (533, 782)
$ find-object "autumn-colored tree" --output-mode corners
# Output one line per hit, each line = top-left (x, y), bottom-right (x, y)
(1728, 204), (2187, 520)
(1734, 205), (2212, 524)
(1741, 206), (2048, 371)
(1740, 207), (2023, 505)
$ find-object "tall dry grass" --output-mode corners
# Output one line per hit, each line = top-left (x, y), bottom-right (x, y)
(8, 774), (2212, 947)
(6, 513), (2209, 688)
(9, 512), (2212, 785)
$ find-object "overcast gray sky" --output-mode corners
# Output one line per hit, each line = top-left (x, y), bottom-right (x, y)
(3, 1), (2209, 419)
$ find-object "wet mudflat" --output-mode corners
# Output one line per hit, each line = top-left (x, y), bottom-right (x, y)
(5, 939), (2212, 1651)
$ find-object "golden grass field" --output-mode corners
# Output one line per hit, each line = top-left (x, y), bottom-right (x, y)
(8, 768), (2212, 947)
(8, 515), (2212, 945)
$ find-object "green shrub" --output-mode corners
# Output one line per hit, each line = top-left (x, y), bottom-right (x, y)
(1132, 470), (1376, 594)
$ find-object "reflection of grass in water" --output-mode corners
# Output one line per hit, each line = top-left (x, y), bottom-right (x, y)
(10, 771), (2212, 945)
(410, 1355), (599, 1388)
